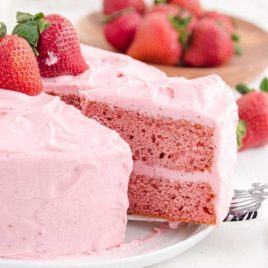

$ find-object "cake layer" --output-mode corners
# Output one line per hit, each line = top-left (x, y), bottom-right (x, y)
(128, 173), (216, 224)
(0, 90), (132, 258)
(81, 100), (214, 173)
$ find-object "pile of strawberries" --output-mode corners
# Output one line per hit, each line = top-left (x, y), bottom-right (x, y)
(103, 0), (240, 67)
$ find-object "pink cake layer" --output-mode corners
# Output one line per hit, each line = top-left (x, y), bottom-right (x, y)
(81, 100), (214, 173)
(42, 45), (238, 224)
(128, 173), (216, 224)
(0, 90), (132, 259)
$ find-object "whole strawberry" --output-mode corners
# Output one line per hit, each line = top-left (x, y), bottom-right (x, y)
(167, 0), (203, 17)
(0, 22), (42, 96)
(104, 12), (142, 52)
(103, 0), (145, 15)
(184, 18), (234, 67)
(127, 13), (193, 65)
(236, 78), (268, 150)
(12, 12), (88, 77)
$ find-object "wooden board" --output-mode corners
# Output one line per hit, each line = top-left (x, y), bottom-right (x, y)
(78, 12), (268, 87)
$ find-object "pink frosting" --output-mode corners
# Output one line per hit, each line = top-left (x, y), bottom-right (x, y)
(43, 45), (166, 96)
(42, 45), (238, 224)
(0, 90), (133, 259)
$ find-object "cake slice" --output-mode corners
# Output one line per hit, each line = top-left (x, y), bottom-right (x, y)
(0, 90), (132, 259)
(80, 74), (238, 225)
(42, 45), (238, 225)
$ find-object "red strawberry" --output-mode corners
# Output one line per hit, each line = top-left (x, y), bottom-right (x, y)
(103, 0), (145, 15)
(168, 0), (203, 17)
(12, 12), (88, 77)
(184, 18), (234, 67)
(201, 11), (234, 33)
(104, 12), (142, 52)
(236, 79), (268, 150)
(0, 23), (42, 96)
(127, 13), (184, 65)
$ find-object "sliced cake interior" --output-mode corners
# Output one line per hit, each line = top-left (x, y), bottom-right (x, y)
(80, 75), (238, 225)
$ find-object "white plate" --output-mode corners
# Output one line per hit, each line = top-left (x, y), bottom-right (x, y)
(0, 221), (213, 268)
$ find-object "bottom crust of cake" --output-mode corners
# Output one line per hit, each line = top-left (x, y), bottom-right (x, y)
(128, 173), (216, 225)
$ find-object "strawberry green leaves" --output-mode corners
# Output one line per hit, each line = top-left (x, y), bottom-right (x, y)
(154, 0), (168, 4)
(12, 12), (50, 55)
(236, 83), (252, 95)
(0, 22), (7, 38)
(236, 77), (268, 95)
(231, 32), (242, 56)
(169, 15), (192, 47)
(237, 120), (247, 150)
(260, 77), (268, 93)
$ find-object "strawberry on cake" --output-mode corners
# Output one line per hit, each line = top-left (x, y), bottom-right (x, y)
(0, 22), (132, 258)
(13, 12), (238, 225)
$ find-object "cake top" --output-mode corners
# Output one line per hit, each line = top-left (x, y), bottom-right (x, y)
(81, 72), (238, 125)
(0, 89), (130, 156)
(42, 45), (166, 94)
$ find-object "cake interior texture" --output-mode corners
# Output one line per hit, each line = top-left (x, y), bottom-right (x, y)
(81, 100), (216, 224)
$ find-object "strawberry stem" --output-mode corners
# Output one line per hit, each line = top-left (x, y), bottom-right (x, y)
(231, 32), (240, 42)
(234, 44), (242, 56)
(260, 77), (268, 92)
(12, 11), (50, 56)
(169, 15), (192, 48)
(236, 83), (252, 95)
(0, 22), (7, 38)
(232, 32), (242, 56)
(154, 0), (168, 4)
(237, 120), (247, 150)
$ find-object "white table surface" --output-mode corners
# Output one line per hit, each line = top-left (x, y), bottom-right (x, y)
(2, 0), (268, 267)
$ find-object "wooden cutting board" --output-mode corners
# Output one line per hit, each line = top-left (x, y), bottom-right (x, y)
(78, 12), (268, 87)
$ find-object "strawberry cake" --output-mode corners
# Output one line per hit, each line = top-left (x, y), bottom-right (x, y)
(42, 45), (238, 225)
(0, 90), (132, 258)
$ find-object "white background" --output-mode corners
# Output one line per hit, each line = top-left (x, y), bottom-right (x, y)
(0, 0), (267, 267)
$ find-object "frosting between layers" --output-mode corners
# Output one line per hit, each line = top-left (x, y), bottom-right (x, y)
(0, 90), (133, 258)
(134, 161), (214, 182)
